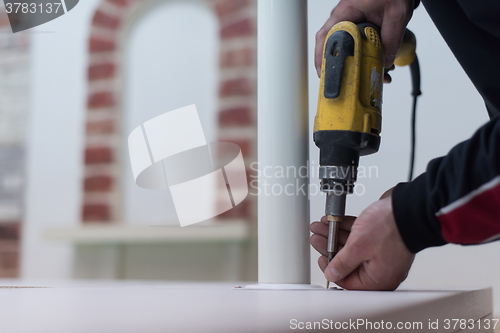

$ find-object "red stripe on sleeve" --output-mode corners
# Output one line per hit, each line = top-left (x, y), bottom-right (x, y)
(438, 181), (500, 244)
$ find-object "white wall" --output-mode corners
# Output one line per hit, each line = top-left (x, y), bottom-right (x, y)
(22, 0), (101, 278)
(307, 0), (499, 315)
(123, 1), (219, 226)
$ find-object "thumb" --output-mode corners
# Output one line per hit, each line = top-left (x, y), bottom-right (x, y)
(325, 244), (364, 282)
(380, 5), (412, 68)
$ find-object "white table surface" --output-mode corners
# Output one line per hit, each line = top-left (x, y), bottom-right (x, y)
(0, 280), (493, 333)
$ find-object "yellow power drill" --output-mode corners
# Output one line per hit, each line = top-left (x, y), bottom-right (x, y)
(314, 21), (417, 288)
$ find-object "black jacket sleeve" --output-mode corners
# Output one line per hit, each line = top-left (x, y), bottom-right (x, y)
(392, 0), (500, 253)
(393, 116), (500, 253)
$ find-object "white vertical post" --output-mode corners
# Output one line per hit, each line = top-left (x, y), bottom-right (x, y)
(256, 0), (310, 284)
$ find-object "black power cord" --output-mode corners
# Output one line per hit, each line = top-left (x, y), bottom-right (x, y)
(408, 56), (422, 182)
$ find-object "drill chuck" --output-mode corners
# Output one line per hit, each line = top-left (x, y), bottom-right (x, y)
(319, 166), (356, 190)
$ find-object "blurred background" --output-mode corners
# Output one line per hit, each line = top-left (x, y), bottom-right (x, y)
(0, 0), (498, 318)
(0, 0), (258, 281)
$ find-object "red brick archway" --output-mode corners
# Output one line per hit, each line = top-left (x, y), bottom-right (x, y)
(81, 0), (256, 224)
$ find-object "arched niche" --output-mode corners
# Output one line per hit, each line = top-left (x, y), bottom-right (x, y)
(122, 1), (219, 225)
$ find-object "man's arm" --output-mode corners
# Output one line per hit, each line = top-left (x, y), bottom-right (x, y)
(394, 116), (500, 253)
(310, 0), (500, 289)
(311, 115), (500, 289)
(392, 0), (500, 252)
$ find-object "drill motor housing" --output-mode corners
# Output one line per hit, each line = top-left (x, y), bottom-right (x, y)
(314, 21), (384, 198)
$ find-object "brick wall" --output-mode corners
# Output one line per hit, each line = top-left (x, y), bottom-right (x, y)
(82, 0), (257, 224)
(0, 8), (30, 277)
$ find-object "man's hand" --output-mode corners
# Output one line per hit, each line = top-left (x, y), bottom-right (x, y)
(310, 191), (415, 290)
(315, 0), (414, 77)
